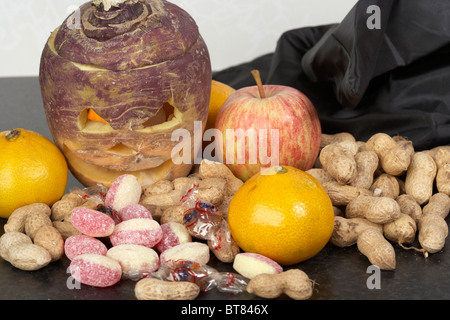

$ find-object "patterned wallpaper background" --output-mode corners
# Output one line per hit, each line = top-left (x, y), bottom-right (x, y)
(0, 0), (357, 77)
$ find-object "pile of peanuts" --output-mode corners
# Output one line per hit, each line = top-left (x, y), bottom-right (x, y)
(307, 132), (450, 270)
(0, 203), (64, 271)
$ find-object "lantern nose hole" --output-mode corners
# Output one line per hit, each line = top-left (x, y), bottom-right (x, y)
(142, 102), (175, 128)
(107, 143), (137, 155)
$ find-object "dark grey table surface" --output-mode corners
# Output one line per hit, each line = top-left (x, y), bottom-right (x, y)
(0, 76), (449, 301)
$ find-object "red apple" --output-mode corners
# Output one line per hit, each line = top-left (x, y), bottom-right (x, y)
(214, 70), (321, 181)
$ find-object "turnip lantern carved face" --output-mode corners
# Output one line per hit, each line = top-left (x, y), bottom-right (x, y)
(39, 0), (211, 187)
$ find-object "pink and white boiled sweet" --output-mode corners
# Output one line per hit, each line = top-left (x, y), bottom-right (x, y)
(156, 222), (192, 253)
(109, 218), (163, 248)
(68, 174), (162, 286)
(71, 208), (116, 237)
(106, 244), (160, 279)
(105, 174), (142, 212)
(119, 204), (153, 221)
(233, 252), (283, 279)
(64, 235), (108, 260)
(70, 254), (122, 287)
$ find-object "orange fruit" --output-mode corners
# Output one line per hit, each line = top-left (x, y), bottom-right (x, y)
(0, 128), (68, 218)
(227, 165), (334, 265)
(206, 80), (235, 131)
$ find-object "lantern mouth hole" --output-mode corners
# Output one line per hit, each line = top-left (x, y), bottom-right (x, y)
(64, 144), (190, 187)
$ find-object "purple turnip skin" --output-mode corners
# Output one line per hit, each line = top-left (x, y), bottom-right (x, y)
(39, 0), (211, 186)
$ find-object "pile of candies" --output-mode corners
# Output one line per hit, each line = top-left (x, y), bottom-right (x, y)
(65, 175), (248, 293)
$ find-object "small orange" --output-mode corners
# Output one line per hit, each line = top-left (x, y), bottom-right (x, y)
(206, 80), (235, 131)
(227, 166), (334, 265)
(0, 128), (68, 218)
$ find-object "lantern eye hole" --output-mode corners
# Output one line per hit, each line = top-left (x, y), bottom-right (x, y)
(78, 108), (112, 131)
(87, 108), (108, 124)
(142, 102), (175, 128)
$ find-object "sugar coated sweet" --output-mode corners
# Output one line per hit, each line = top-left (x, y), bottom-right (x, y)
(109, 218), (163, 248)
(233, 253), (283, 279)
(106, 244), (159, 279)
(69, 254), (122, 287)
(119, 204), (153, 222)
(71, 208), (115, 237)
(105, 174), (142, 211)
(64, 235), (108, 260)
(156, 222), (192, 253)
(160, 242), (210, 266)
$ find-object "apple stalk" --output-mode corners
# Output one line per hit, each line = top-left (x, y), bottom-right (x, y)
(251, 69), (266, 99)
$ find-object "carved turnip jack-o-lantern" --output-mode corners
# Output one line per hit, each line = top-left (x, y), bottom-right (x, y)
(39, 0), (211, 187)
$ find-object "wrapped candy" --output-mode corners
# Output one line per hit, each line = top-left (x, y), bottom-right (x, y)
(179, 183), (201, 209)
(180, 184), (239, 263)
(182, 201), (225, 240)
(77, 184), (109, 204)
(150, 259), (248, 294)
(180, 184), (227, 239)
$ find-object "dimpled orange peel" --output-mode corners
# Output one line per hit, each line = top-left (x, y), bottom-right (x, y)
(0, 128), (68, 218)
(227, 165), (334, 265)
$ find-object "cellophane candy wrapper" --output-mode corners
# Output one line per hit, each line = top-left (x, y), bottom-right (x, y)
(180, 184), (231, 241)
(150, 260), (248, 294)
(183, 201), (226, 240)
(180, 184), (239, 266)
(75, 184), (108, 204)
(179, 183), (202, 209)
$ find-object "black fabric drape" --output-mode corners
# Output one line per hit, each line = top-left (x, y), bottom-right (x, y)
(213, 0), (450, 150)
